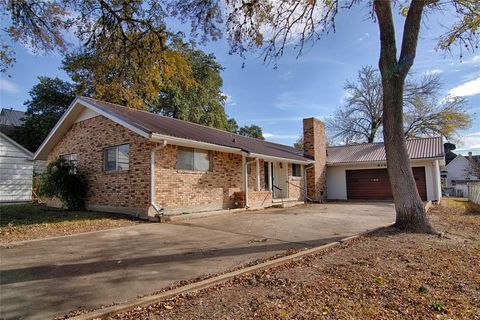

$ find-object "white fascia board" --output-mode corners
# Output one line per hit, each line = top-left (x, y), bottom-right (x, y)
(77, 98), (151, 138)
(326, 157), (445, 167)
(247, 153), (314, 165)
(34, 97), (81, 160)
(34, 98), (151, 160)
(150, 133), (243, 154)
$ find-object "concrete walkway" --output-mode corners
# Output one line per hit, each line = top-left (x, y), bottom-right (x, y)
(0, 202), (394, 320)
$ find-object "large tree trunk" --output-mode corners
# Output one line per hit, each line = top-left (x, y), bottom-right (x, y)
(374, 0), (434, 233)
(382, 77), (433, 232)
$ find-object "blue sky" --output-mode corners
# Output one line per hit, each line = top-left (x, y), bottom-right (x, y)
(0, 6), (479, 154)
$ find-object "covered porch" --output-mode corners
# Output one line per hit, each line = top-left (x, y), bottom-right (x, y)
(233, 156), (312, 208)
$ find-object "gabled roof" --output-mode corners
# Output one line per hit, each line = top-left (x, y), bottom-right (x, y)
(0, 108), (25, 127)
(446, 153), (480, 169)
(327, 137), (444, 165)
(35, 96), (313, 163)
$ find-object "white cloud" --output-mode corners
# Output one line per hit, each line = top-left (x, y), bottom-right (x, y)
(425, 69), (443, 76)
(263, 132), (299, 139)
(240, 116), (304, 123)
(448, 77), (480, 97)
(223, 93), (237, 107)
(0, 79), (20, 94)
(274, 91), (305, 110)
(463, 55), (480, 65)
(456, 132), (480, 155)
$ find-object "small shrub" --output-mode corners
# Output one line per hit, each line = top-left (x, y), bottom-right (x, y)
(38, 158), (88, 210)
(429, 299), (445, 312)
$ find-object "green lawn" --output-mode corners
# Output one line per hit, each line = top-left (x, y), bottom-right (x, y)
(0, 203), (141, 243)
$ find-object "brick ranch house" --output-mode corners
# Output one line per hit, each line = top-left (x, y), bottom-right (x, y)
(34, 97), (444, 218)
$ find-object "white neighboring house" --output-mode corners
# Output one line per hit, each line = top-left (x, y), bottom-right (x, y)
(444, 152), (480, 197)
(0, 132), (34, 203)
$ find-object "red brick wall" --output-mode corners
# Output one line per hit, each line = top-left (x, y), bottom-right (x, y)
(234, 190), (272, 208)
(303, 118), (327, 202)
(287, 164), (305, 200)
(153, 145), (245, 214)
(48, 114), (277, 215)
(246, 159), (267, 192)
(48, 116), (153, 215)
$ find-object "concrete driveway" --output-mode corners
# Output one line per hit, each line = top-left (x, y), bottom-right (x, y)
(0, 202), (394, 320)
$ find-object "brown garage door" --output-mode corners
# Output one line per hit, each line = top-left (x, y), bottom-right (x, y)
(346, 167), (427, 201)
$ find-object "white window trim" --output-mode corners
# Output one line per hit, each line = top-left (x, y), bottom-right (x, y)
(104, 144), (129, 172)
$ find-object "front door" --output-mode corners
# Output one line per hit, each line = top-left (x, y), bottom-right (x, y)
(272, 161), (287, 198)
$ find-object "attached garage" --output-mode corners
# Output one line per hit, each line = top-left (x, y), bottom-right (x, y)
(346, 167), (427, 201)
(326, 137), (445, 202)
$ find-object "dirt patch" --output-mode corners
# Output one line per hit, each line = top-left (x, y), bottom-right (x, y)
(0, 204), (141, 244)
(107, 201), (480, 320)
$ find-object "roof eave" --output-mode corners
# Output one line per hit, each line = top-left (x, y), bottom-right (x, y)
(34, 97), (152, 160)
(327, 156), (445, 166)
(247, 152), (315, 165)
(150, 133), (244, 154)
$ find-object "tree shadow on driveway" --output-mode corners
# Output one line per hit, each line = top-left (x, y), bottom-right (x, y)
(0, 236), (343, 285)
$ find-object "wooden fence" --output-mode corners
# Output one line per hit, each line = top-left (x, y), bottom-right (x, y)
(468, 183), (480, 204)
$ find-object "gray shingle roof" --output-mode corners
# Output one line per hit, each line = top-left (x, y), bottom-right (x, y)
(326, 137), (444, 164)
(0, 108), (25, 127)
(79, 97), (311, 162)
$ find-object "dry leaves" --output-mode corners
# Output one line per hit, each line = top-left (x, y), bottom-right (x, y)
(106, 200), (480, 320)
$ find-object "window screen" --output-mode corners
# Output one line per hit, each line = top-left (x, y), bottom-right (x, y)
(177, 147), (195, 170)
(194, 149), (210, 171)
(61, 154), (77, 165)
(104, 144), (129, 172)
(177, 147), (211, 171)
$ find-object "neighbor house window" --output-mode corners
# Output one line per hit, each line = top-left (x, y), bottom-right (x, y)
(104, 144), (129, 172)
(177, 147), (211, 171)
(292, 164), (302, 177)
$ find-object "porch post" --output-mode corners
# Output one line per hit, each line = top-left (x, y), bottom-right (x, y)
(268, 161), (272, 191)
(242, 156), (246, 192)
(434, 160), (441, 201)
(256, 158), (260, 191)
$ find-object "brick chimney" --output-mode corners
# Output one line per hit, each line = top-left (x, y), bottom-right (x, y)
(468, 151), (473, 161)
(303, 118), (327, 202)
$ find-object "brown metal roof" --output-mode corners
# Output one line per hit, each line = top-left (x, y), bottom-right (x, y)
(327, 137), (444, 164)
(79, 97), (311, 162)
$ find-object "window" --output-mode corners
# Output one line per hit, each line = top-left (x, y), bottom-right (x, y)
(104, 144), (130, 172)
(177, 147), (211, 171)
(292, 164), (302, 177)
(61, 154), (77, 166)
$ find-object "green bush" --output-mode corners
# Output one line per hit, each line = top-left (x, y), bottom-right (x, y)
(38, 158), (88, 210)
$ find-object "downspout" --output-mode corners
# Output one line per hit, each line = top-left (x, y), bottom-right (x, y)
(244, 158), (257, 208)
(304, 165), (315, 203)
(150, 140), (167, 221)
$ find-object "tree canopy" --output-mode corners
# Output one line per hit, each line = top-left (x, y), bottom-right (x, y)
(238, 125), (265, 140)
(63, 39), (233, 130)
(11, 77), (75, 152)
(326, 66), (472, 144)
